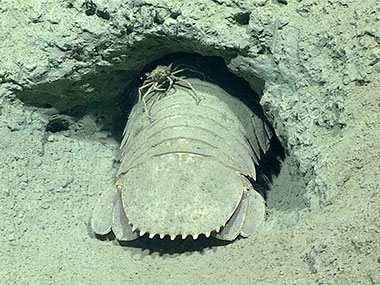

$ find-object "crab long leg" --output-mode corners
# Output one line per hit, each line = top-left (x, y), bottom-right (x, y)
(172, 67), (206, 81)
(173, 76), (201, 104)
(138, 80), (154, 96)
(141, 82), (159, 120)
(146, 85), (169, 120)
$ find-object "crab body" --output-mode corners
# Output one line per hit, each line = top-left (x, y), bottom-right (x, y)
(91, 77), (271, 241)
(145, 64), (174, 82)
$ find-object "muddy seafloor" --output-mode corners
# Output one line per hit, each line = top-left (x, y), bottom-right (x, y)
(0, 1), (379, 284)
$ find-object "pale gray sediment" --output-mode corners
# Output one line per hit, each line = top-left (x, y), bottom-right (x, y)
(0, 1), (379, 284)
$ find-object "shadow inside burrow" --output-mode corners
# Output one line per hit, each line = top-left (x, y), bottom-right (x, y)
(131, 52), (286, 199)
(93, 231), (230, 256)
(148, 53), (309, 213)
(134, 52), (265, 112)
(88, 53), (291, 254)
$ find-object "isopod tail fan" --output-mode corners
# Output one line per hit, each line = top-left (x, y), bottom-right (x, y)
(213, 183), (265, 241)
(111, 186), (138, 241)
(91, 186), (138, 241)
(91, 188), (115, 235)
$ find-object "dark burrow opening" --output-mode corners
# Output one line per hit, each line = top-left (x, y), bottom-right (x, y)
(112, 53), (282, 178)
(92, 52), (289, 253)
(130, 52), (285, 195)
(16, 50), (300, 253)
(45, 116), (71, 133)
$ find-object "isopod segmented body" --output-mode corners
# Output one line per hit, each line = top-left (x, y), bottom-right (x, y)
(91, 75), (272, 241)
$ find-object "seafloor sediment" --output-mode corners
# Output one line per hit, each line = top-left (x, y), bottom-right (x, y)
(0, 1), (379, 284)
